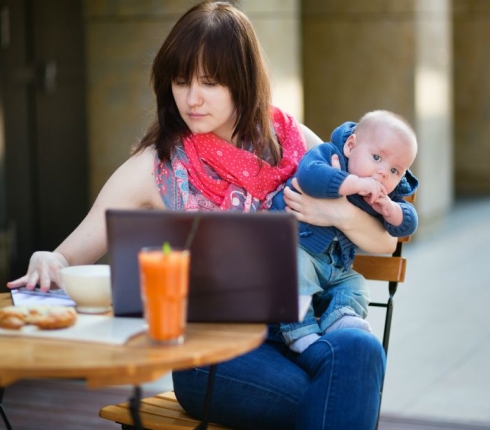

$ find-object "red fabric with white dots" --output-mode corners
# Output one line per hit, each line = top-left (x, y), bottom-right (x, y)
(181, 106), (306, 208)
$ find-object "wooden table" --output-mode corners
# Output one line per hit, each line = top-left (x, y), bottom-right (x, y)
(0, 292), (266, 429)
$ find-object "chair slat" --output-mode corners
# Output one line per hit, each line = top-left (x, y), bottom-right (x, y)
(99, 391), (233, 430)
(353, 255), (406, 282)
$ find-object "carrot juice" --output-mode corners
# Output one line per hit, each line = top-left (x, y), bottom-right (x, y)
(138, 247), (190, 344)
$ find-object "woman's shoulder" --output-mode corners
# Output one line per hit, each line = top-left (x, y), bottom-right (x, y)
(128, 145), (157, 166)
(120, 145), (161, 179)
(113, 146), (164, 209)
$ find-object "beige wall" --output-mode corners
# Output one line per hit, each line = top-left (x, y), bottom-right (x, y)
(84, 1), (176, 199)
(302, 0), (453, 236)
(302, 0), (417, 138)
(453, 0), (490, 195)
(239, 0), (303, 121)
(83, 0), (301, 200)
(84, 1), (490, 239)
(414, 0), (453, 232)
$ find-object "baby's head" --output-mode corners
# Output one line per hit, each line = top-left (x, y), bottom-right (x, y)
(343, 110), (418, 194)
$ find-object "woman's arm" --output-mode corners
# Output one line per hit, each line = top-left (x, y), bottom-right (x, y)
(300, 123), (322, 150)
(7, 147), (164, 291)
(56, 147), (163, 265)
(284, 179), (397, 255)
(284, 179), (397, 254)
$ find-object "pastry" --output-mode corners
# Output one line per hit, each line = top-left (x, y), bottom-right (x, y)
(0, 306), (28, 329)
(0, 305), (77, 330)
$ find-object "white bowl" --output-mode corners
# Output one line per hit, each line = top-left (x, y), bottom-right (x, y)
(60, 265), (112, 314)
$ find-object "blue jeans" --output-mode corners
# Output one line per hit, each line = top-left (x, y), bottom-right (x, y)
(280, 242), (370, 344)
(172, 329), (386, 430)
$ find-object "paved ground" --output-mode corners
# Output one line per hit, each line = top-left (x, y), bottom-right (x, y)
(369, 196), (490, 426)
(142, 196), (490, 427)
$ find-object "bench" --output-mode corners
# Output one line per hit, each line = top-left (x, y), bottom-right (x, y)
(99, 194), (416, 429)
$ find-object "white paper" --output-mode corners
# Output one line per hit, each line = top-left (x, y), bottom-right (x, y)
(4, 290), (146, 345)
(0, 314), (147, 345)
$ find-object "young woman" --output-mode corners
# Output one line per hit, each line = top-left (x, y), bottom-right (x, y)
(9, 2), (396, 429)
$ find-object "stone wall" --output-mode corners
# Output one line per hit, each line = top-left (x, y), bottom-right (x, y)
(302, 0), (453, 236)
(453, 0), (490, 195)
(83, 0), (475, 237)
(83, 0), (301, 199)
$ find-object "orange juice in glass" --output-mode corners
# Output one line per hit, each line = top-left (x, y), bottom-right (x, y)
(138, 246), (190, 345)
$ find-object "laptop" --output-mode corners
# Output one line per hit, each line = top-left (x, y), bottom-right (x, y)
(105, 210), (301, 323)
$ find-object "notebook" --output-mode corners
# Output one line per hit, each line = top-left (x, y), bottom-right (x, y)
(105, 210), (301, 323)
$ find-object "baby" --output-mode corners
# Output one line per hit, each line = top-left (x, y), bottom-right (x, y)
(272, 110), (419, 353)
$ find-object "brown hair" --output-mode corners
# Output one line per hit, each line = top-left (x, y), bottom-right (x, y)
(133, 1), (279, 164)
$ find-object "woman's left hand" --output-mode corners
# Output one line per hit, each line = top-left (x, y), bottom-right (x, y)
(284, 153), (348, 227)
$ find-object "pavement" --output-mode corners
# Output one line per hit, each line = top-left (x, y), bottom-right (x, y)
(142, 196), (490, 427)
(370, 196), (490, 426)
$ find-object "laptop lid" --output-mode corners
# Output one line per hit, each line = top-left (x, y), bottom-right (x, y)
(106, 210), (299, 323)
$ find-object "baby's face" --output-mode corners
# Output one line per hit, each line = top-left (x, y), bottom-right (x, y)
(344, 127), (416, 194)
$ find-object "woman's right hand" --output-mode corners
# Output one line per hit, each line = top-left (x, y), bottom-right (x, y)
(6, 251), (69, 292)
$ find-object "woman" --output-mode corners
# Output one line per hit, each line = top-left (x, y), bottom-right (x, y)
(8, 2), (395, 429)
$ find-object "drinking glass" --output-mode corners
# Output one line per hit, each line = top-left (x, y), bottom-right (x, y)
(138, 246), (190, 345)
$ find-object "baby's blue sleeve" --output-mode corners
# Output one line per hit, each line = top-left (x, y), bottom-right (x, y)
(384, 201), (418, 237)
(295, 144), (349, 198)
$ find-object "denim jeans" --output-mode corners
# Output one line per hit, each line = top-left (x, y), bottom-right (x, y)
(172, 328), (386, 430)
(280, 242), (370, 344)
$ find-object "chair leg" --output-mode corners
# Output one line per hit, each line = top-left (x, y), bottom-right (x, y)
(376, 286), (397, 430)
(0, 388), (13, 430)
(119, 366), (218, 430)
(382, 295), (394, 355)
(194, 364), (217, 430)
(128, 385), (143, 430)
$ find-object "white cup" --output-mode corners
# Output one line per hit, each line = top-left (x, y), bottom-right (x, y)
(60, 265), (112, 314)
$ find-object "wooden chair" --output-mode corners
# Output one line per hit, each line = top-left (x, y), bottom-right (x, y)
(100, 390), (232, 430)
(354, 192), (416, 356)
(99, 193), (416, 430)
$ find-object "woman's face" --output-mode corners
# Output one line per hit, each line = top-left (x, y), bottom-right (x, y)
(172, 73), (237, 143)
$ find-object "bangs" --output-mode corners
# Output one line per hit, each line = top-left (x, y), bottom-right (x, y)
(169, 17), (241, 87)
(140, 1), (276, 163)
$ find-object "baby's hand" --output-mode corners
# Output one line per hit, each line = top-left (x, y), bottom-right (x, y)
(356, 177), (386, 204)
(368, 195), (403, 226)
(369, 195), (396, 217)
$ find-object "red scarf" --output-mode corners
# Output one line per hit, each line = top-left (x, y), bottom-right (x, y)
(182, 107), (306, 207)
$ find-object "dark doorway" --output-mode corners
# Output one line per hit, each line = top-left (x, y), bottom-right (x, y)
(0, 0), (89, 289)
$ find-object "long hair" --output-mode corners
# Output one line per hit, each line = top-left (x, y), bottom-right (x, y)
(134, 1), (279, 164)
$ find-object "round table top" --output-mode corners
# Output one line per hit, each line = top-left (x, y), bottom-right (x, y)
(0, 293), (266, 388)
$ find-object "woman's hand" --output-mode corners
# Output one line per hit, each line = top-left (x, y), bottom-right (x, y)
(284, 154), (348, 227)
(6, 251), (69, 292)
(284, 178), (351, 228)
